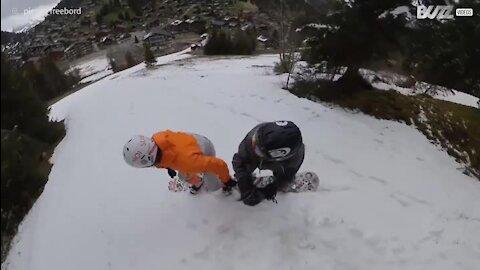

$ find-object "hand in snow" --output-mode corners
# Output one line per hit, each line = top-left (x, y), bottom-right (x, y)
(259, 184), (277, 201)
(242, 189), (265, 206)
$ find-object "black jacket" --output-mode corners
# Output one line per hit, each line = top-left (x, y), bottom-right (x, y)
(232, 123), (305, 205)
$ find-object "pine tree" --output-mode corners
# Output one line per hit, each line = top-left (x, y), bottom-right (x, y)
(96, 13), (103, 24)
(144, 43), (156, 65)
(404, 0), (480, 97)
(107, 51), (119, 72)
(304, 0), (412, 91)
(204, 30), (219, 55)
(128, 0), (142, 16)
(1, 53), (64, 143)
(125, 51), (137, 67)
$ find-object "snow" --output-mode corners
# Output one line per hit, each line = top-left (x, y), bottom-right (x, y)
(359, 69), (480, 108)
(379, 6), (414, 20)
(67, 57), (113, 83)
(257, 35), (268, 42)
(371, 81), (480, 109)
(306, 23), (329, 29)
(3, 53), (480, 270)
(69, 48), (193, 84)
(430, 90), (480, 108)
(78, 70), (112, 84)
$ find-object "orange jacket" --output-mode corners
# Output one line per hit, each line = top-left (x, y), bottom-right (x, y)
(152, 130), (230, 183)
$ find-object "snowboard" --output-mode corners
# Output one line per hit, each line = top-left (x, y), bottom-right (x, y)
(253, 171), (319, 193)
(168, 176), (190, 192)
(168, 174), (204, 192)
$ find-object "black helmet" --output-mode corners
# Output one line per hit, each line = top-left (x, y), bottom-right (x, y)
(253, 121), (303, 161)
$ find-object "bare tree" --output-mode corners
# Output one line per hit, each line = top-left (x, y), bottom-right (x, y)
(274, 0), (299, 90)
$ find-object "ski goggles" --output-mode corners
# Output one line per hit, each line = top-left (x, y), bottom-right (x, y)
(252, 132), (267, 158)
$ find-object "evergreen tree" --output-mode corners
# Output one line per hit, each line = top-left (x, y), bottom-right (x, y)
(96, 13), (103, 24)
(125, 51), (137, 67)
(125, 11), (131, 21)
(404, 0), (480, 97)
(304, 0), (412, 91)
(1, 54), (64, 143)
(128, 0), (143, 16)
(107, 51), (119, 72)
(22, 57), (75, 101)
(144, 44), (156, 65)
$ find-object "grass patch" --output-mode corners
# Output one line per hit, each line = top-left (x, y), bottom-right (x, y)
(291, 78), (480, 179)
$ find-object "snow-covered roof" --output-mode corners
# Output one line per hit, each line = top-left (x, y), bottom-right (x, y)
(378, 5), (414, 20)
(171, 20), (183, 26)
(241, 24), (252, 31)
(257, 35), (268, 42)
(305, 23), (329, 29)
(297, 23), (338, 32)
(143, 28), (174, 40)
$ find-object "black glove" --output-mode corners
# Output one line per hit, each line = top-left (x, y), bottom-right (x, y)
(242, 189), (265, 206)
(259, 183), (277, 201)
(167, 168), (177, 178)
(222, 178), (237, 192)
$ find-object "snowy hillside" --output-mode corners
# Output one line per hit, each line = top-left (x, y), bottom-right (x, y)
(3, 53), (480, 270)
(66, 57), (113, 84)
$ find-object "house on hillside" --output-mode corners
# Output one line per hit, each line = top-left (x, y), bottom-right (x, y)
(23, 42), (65, 62)
(65, 41), (93, 60)
(185, 19), (206, 34)
(112, 24), (129, 35)
(99, 36), (116, 47)
(24, 44), (49, 59)
(210, 19), (227, 30)
(118, 33), (132, 40)
(44, 43), (65, 60)
(143, 28), (175, 48)
(143, 19), (161, 29)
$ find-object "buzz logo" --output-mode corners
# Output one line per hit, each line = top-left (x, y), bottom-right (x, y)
(417, 5), (454, 20)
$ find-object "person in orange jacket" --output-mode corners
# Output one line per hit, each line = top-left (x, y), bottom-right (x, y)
(123, 131), (237, 194)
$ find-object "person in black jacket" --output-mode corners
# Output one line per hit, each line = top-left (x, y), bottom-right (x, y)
(232, 121), (305, 206)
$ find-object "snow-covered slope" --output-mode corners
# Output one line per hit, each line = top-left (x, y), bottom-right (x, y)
(360, 69), (480, 108)
(66, 57), (113, 84)
(3, 53), (480, 270)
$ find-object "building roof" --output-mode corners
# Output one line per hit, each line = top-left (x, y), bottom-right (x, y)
(257, 35), (268, 42)
(171, 20), (183, 26)
(143, 28), (174, 40)
(65, 41), (90, 52)
(211, 20), (226, 26)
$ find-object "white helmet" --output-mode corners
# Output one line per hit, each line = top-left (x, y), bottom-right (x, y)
(123, 135), (158, 168)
